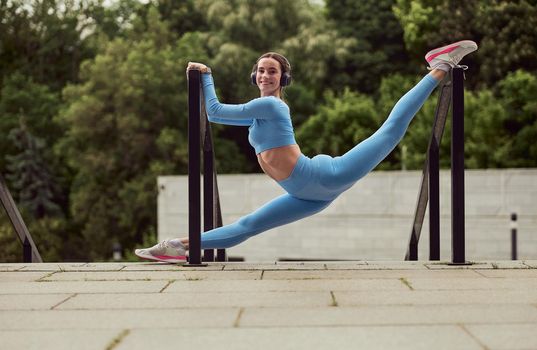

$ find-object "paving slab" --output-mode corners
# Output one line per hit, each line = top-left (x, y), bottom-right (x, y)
(60, 263), (127, 271)
(239, 304), (537, 327)
(121, 262), (224, 271)
(0, 271), (53, 282)
(486, 261), (532, 269)
(177, 270), (263, 280)
(425, 262), (494, 269)
(18, 263), (87, 272)
(334, 289), (537, 306)
(40, 271), (184, 281)
(473, 269), (537, 278)
(0, 308), (239, 330)
(163, 278), (408, 293)
(0, 294), (73, 310)
(0, 281), (169, 294)
(1, 329), (120, 350)
(116, 326), (483, 350)
(407, 277), (537, 291)
(523, 261), (537, 268)
(57, 291), (333, 309)
(465, 324), (537, 350)
(41, 270), (262, 281)
(56, 270), (199, 281)
(224, 262), (327, 270)
(326, 261), (428, 270)
(262, 269), (482, 280)
(0, 264), (26, 271)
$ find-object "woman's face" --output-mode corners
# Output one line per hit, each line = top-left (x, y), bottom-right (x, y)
(256, 57), (282, 98)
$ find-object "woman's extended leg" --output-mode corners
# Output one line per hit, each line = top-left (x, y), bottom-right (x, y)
(135, 193), (332, 262)
(200, 194), (332, 249)
(327, 39), (479, 189)
(329, 72), (441, 188)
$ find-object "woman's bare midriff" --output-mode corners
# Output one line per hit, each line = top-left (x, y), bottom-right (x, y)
(257, 145), (302, 181)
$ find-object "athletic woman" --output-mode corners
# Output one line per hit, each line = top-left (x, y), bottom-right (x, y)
(135, 40), (478, 263)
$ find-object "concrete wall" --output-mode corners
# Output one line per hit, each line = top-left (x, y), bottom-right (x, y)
(158, 169), (537, 262)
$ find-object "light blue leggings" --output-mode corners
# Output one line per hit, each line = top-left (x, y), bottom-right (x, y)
(201, 74), (439, 249)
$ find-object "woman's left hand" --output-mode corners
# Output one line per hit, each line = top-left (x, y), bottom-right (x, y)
(186, 62), (211, 75)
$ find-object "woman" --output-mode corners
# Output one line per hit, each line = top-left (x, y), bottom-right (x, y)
(135, 40), (478, 263)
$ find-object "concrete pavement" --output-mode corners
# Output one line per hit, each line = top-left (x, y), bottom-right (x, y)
(1, 260), (536, 350)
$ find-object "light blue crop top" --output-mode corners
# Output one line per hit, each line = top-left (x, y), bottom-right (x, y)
(201, 73), (297, 154)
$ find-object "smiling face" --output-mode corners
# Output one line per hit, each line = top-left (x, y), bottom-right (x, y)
(255, 57), (282, 98)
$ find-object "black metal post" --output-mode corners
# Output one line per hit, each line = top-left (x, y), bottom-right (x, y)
(203, 143), (215, 262)
(214, 183), (227, 262)
(23, 237), (32, 262)
(429, 134), (440, 260)
(451, 68), (466, 264)
(187, 69), (202, 266)
(511, 212), (518, 260)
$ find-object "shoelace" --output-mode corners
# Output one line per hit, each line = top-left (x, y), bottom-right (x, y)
(427, 62), (469, 79)
(157, 240), (171, 250)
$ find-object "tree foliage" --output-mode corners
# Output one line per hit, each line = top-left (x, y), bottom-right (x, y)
(1, 0), (536, 261)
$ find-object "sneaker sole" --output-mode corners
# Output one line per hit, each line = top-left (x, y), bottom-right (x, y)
(425, 40), (477, 62)
(135, 251), (187, 264)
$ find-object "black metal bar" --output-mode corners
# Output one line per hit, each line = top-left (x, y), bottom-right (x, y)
(0, 173), (42, 262)
(451, 67), (466, 264)
(214, 178), (227, 262)
(187, 69), (202, 265)
(406, 234), (418, 261)
(511, 212), (518, 260)
(199, 81), (227, 263)
(23, 237), (32, 262)
(405, 81), (451, 261)
(203, 116), (215, 262)
(429, 133), (440, 260)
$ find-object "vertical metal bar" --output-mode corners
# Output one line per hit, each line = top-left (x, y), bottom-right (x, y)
(406, 234), (418, 261)
(203, 140), (215, 262)
(187, 69), (202, 265)
(214, 178), (227, 262)
(451, 68), (466, 264)
(429, 137), (440, 260)
(511, 212), (518, 260)
(23, 237), (32, 262)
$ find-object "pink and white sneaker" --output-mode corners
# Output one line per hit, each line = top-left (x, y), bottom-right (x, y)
(425, 40), (478, 70)
(135, 239), (187, 263)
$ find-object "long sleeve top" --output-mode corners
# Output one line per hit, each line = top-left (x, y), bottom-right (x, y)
(201, 73), (297, 154)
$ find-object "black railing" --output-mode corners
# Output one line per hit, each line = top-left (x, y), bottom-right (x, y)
(186, 69), (226, 266)
(405, 67), (467, 264)
(0, 173), (42, 262)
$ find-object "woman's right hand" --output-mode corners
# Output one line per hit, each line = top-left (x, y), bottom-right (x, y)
(186, 62), (211, 75)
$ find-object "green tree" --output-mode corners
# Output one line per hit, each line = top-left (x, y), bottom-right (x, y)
(496, 70), (537, 167)
(56, 8), (248, 260)
(0, 73), (61, 173)
(296, 88), (380, 157)
(6, 118), (62, 219)
(393, 0), (537, 88)
(477, 1), (537, 86)
(325, 0), (413, 94)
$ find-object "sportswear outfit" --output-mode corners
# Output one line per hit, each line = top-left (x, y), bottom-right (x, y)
(135, 40), (478, 263)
